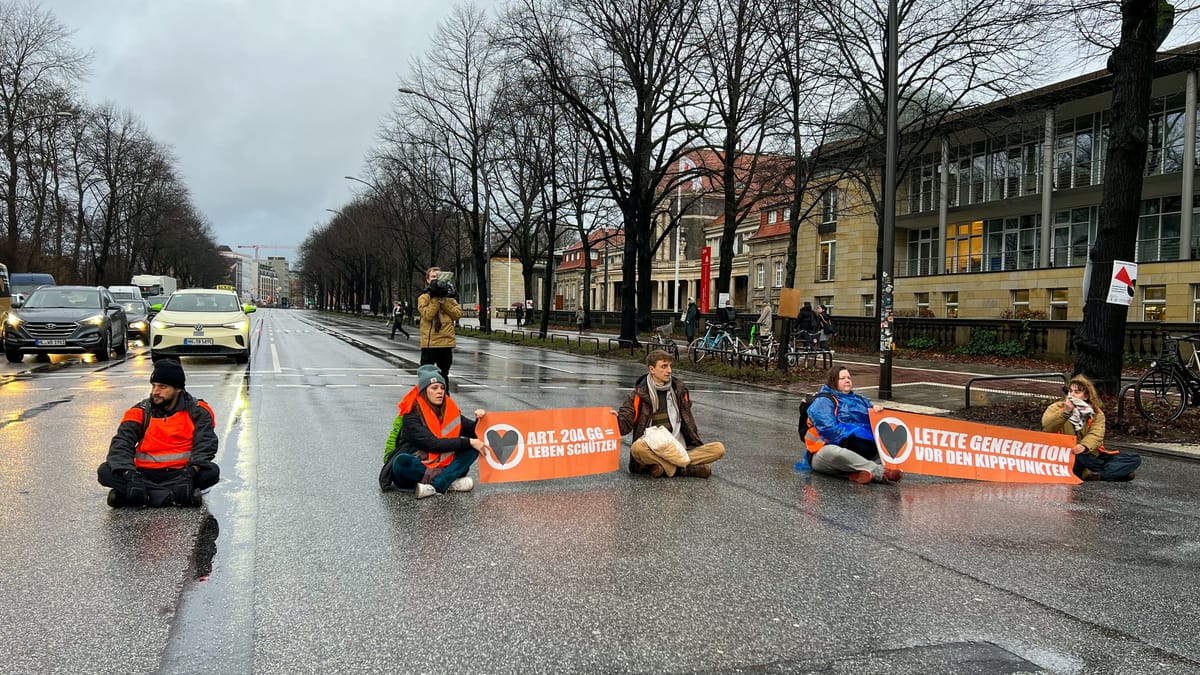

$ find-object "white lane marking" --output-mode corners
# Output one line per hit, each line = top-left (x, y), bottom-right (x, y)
(541, 386), (568, 389)
(270, 343), (282, 373)
(325, 384), (356, 388)
(367, 384), (407, 387)
(277, 384), (310, 388)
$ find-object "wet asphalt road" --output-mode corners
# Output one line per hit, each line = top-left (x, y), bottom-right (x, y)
(1, 309), (1198, 674)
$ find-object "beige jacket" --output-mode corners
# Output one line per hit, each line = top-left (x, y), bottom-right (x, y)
(418, 293), (462, 348)
(1041, 401), (1106, 453)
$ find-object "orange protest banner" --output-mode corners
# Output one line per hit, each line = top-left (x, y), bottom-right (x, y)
(868, 410), (1081, 484)
(477, 408), (621, 484)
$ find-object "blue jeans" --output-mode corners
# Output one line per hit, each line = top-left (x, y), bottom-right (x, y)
(391, 451), (477, 493)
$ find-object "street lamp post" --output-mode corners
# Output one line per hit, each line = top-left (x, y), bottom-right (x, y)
(326, 208), (369, 314)
(877, 0), (900, 399)
(0, 110), (72, 141)
(346, 174), (406, 308)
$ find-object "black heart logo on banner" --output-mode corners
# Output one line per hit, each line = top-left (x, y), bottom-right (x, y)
(486, 429), (520, 464)
(875, 422), (908, 461)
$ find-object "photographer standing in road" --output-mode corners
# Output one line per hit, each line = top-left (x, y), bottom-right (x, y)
(418, 266), (462, 390)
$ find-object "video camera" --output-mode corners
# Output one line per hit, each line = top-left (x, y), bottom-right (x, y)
(428, 271), (457, 299)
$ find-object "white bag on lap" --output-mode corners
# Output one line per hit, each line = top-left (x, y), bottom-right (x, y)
(642, 425), (689, 467)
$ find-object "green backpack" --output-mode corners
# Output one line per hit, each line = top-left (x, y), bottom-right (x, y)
(378, 413), (405, 490)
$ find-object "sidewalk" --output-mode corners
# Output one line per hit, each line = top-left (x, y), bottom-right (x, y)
(456, 314), (1200, 462)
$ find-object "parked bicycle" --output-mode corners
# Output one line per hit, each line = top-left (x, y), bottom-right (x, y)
(648, 318), (679, 359)
(1134, 333), (1200, 422)
(689, 322), (736, 363)
(786, 329), (832, 370)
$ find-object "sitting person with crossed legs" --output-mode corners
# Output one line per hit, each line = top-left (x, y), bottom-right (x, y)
(803, 365), (902, 485)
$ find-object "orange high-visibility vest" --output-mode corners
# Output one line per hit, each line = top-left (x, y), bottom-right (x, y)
(122, 400), (215, 469)
(803, 396), (839, 454)
(397, 387), (463, 469)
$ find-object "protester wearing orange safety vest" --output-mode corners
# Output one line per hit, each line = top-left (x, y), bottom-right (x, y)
(384, 364), (488, 499)
(616, 349), (725, 478)
(1041, 374), (1140, 481)
(804, 365), (902, 485)
(98, 359), (219, 507)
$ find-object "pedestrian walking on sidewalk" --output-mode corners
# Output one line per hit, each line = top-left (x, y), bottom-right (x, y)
(576, 306), (585, 333)
(390, 300), (409, 339)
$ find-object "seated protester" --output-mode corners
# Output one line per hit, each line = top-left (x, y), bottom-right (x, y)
(804, 365), (902, 484)
(1042, 374), (1140, 481)
(381, 364), (487, 499)
(98, 360), (219, 507)
(617, 349), (725, 478)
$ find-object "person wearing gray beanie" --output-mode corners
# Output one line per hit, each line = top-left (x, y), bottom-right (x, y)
(97, 359), (220, 508)
(379, 364), (488, 499)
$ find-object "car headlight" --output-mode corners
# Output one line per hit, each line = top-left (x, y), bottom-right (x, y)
(83, 314), (105, 326)
(152, 319), (170, 330)
(5, 313), (23, 328)
(130, 321), (147, 329)
(223, 320), (248, 331)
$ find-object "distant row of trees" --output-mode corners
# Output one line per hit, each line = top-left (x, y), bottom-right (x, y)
(299, 0), (1189, 393)
(0, 0), (227, 287)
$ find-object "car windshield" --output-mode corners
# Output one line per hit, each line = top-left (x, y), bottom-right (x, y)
(122, 302), (147, 316)
(165, 293), (240, 312)
(111, 291), (139, 300)
(24, 289), (99, 309)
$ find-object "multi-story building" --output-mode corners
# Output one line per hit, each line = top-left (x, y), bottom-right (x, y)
(589, 45), (1200, 324)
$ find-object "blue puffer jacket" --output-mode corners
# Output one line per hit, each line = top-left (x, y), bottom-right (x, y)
(808, 384), (874, 446)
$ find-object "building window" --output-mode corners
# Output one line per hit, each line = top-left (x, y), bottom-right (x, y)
(1054, 113), (1101, 190)
(1051, 207), (1096, 267)
(944, 291), (959, 318)
(983, 214), (1040, 271)
(946, 220), (984, 273)
(1137, 196), (1182, 262)
(906, 153), (939, 214)
(915, 292), (930, 317)
(1049, 288), (1068, 320)
(818, 240), (836, 281)
(816, 296), (833, 314)
(774, 261), (783, 288)
(755, 263), (765, 289)
(1194, 285), (1200, 322)
(821, 189), (838, 225)
(767, 210), (778, 224)
(906, 227), (938, 276)
(863, 294), (875, 317)
(1012, 289), (1030, 316)
(1143, 285), (1167, 321)
(783, 208), (790, 222)
(1146, 92), (1186, 175)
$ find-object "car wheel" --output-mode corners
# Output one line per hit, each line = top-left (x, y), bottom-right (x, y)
(4, 348), (21, 363)
(94, 331), (111, 361)
(114, 330), (128, 357)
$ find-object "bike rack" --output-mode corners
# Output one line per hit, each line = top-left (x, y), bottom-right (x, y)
(963, 372), (1067, 408)
(578, 336), (599, 349)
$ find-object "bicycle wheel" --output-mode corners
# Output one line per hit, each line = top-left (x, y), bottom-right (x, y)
(1134, 368), (1188, 422)
(690, 338), (707, 363)
(665, 339), (679, 359)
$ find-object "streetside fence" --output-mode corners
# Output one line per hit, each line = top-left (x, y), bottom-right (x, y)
(515, 310), (1193, 362)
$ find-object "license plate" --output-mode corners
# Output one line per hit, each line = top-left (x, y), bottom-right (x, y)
(184, 338), (214, 345)
(35, 339), (66, 346)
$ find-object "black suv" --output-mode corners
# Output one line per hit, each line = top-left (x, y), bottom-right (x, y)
(4, 286), (128, 362)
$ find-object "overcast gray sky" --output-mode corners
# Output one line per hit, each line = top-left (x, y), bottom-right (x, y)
(44, 0), (461, 258)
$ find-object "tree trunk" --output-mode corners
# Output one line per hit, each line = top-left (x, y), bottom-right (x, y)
(1074, 0), (1170, 394)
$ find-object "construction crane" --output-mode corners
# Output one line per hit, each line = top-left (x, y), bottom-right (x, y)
(237, 244), (297, 260)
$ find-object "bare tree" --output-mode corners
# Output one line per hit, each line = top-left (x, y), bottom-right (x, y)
(1073, 0), (1182, 392)
(500, 0), (709, 343)
(395, 3), (505, 330)
(0, 0), (87, 264)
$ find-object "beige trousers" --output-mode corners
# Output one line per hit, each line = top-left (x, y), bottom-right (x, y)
(631, 439), (726, 477)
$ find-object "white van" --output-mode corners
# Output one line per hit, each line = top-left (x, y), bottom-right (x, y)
(107, 285), (143, 301)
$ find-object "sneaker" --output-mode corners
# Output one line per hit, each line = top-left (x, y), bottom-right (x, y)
(1080, 468), (1103, 481)
(644, 463), (665, 478)
(882, 468), (903, 483)
(848, 471), (874, 484)
(1117, 472), (1136, 482)
(447, 477), (474, 492)
(414, 483), (437, 499)
(681, 464), (712, 479)
(106, 489), (124, 508)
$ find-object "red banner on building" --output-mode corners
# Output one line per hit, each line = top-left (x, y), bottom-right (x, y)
(477, 408), (621, 483)
(700, 246), (711, 314)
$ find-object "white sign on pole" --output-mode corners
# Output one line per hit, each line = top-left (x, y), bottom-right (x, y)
(1105, 260), (1137, 306)
(718, 292), (730, 308)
